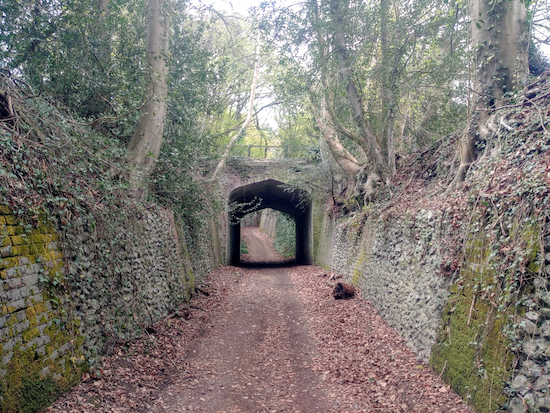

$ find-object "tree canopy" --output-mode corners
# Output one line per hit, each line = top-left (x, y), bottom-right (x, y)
(1, 0), (548, 204)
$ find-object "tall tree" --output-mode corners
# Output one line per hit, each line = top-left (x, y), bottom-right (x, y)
(127, 0), (170, 195)
(452, 0), (528, 184)
(255, 0), (467, 200)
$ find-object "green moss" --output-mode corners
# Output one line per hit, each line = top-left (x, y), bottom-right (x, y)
(19, 374), (60, 413)
(28, 244), (46, 255)
(0, 316), (87, 412)
(431, 232), (517, 413)
(0, 257), (19, 270)
(352, 251), (366, 286)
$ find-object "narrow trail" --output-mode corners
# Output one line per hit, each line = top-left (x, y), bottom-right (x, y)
(153, 228), (329, 412)
(47, 227), (470, 413)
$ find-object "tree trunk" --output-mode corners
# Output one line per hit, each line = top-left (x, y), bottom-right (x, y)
(127, 0), (169, 197)
(379, 0), (398, 177)
(453, 0), (528, 185)
(210, 40), (261, 180)
(328, 0), (386, 175)
(312, 99), (362, 180)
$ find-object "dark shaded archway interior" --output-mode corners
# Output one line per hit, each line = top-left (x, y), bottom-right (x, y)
(227, 179), (312, 266)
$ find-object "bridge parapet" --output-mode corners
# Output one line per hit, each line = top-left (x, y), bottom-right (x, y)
(219, 157), (321, 195)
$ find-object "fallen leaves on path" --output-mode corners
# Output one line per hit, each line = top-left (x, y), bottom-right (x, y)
(289, 265), (471, 413)
(46, 260), (471, 413)
(45, 266), (242, 413)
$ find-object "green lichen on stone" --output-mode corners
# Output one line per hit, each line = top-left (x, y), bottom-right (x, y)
(0, 207), (87, 412)
(0, 313), (86, 412)
(431, 232), (518, 412)
(352, 251), (366, 286)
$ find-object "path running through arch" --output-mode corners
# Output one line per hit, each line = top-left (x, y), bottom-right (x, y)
(47, 227), (470, 413)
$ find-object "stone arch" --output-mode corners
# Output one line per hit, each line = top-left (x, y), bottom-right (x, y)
(227, 179), (313, 265)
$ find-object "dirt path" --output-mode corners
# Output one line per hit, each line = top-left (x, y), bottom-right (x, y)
(241, 226), (284, 262)
(47, 227), (470, 413)
(153, 228), (329, 412)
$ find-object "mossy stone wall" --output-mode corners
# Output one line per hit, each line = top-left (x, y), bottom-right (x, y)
(319, 206), (550, 413)
(432, 226), (550, 413)
(430, 232), (516, 412)
(0, 204), (221, 412)
(0, 205), (86, 413)
(324, 209), (451, 361)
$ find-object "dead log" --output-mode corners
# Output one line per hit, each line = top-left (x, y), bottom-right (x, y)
(332, 282), (355, 299)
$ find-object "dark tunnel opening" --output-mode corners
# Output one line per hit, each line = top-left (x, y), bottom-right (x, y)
(227, 179), (313, 266)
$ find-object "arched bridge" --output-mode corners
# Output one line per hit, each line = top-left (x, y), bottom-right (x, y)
(218, 157), (326, 266)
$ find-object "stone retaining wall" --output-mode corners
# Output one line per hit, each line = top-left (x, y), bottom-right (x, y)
(0, 204), (220, 412)
(318, 208), (550, 413)
(321, 210), (451, 361)
(259, 209), (278, 238)
(0, 205), (84, 412)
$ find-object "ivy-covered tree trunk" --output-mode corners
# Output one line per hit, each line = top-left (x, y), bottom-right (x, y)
(453, 0), (528, 184)
(127, 0), (169, 197)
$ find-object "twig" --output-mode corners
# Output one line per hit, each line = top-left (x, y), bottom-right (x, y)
(142, 327), (179, 370)
(522, 94), (549, 135)
(467, 294), (476, 326)
(60, 98), (150, 127)
(409, 389), (425, 412)
(410, 361), (448, 412)
(434, 360), (447, 384)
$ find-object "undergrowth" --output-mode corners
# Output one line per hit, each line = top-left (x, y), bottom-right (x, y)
(273, 212), (296, 257)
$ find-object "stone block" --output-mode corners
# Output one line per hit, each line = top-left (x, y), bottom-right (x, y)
(6, 267), (17, 279)
(2, 351), (13, 365)
(540, 308), (550, 319)
(29, 243), (47, 254)
(35, 345), (46, 356)
(21, 274), (38, 287)
(5, 216), (17, 225)
(522, 359), (543, 377)
(533, 375), (550, 391)
(12, 320), (30, 335)
(8, 298), (25, 311)
(525, 311), (540, 322)
(20, 263), (39, 276)
(519, 319), (537, 335)
(58, 342), (72, 355)
(10, 235), (26, 246)
(537, 395), (550, 410)
(9, 289), (21, 301)
(0, 246), (11, 258)
(511, 374), (531, 395)
(18, 256), (32, 266)
(3, 336), (22, 352)
(540, 320), (550, 337)
(39, 366), (51, 377)
(14, 310), (26, 322)
(7, 278), (23, 290)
